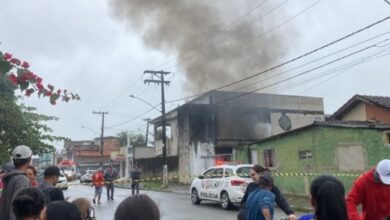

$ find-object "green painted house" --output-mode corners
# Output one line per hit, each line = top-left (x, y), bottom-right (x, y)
(235, 121), (390, 195)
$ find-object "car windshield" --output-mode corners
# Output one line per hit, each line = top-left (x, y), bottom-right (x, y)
(236, 166), (252, 178)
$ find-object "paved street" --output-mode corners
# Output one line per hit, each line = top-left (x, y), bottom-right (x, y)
(64, 184), (292, 220)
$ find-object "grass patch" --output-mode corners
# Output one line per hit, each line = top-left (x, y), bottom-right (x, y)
(142, 181), (166, 190)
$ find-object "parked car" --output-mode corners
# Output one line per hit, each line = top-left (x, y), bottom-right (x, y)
(57, 169), (69, 190)
(190, 164), (253, 210)
(80, 170), (96, 183)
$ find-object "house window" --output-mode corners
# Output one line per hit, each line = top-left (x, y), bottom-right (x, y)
(298, 150), (312, 160)
(384, 132), (390, 145)
(263, 149), (275, 168)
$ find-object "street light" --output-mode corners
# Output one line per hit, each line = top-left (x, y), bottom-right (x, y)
(129, 95), (161, 113)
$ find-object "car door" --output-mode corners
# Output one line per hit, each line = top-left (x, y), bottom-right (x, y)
(213, 168), (225, 201)
(199, 168), (218, 201)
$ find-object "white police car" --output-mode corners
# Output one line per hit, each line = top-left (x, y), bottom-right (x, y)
(190, 164), (253, 209)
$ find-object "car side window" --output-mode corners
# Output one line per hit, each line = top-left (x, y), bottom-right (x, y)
(224, 168), (233, 177)
(203, 169), (215, 179)
(215, 168), (223, 178)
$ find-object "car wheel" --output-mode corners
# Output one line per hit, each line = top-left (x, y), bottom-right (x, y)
(220, 191), (232, 210)
(191, 188), (201, 205)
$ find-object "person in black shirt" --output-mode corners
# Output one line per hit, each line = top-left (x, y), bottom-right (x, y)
(131, 167), (141, 195)
(237, 165), (297, 220)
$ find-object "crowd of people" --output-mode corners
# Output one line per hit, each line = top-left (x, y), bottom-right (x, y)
(241, 159), (390, 220)
(0, 145), (157, 220)
(1, 144), (389, 220)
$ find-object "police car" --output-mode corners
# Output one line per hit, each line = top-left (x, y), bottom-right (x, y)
(190, 164), (253, 209)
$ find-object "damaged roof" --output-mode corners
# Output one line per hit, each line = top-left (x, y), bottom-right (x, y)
(331, 94), (390, 120)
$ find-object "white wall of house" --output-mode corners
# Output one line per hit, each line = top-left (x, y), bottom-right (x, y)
(271, 112), (325, 135)
(341, 102), (367, 121)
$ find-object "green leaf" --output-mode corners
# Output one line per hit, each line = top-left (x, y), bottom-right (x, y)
(19, 81), (29, 91)
(17, 68), (26, 77)
(0, 61), (12, 75)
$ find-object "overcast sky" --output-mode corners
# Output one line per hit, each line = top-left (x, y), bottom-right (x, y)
(1, 0), (389, 150)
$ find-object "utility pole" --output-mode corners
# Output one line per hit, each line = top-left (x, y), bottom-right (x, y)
(93, 111), (108, 167)
(143, 118), (151, 147)
(143, 70), (170, 186)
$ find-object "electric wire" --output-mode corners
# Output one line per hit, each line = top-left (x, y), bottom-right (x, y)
(165, 16), (390, 104)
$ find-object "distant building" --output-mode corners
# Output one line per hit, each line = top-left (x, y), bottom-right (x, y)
(330, 95), (390, 123)
(64, 136), (121, 172)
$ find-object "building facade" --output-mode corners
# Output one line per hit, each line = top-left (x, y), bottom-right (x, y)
(235, 121), (390, 195)
(151, 91), (325, 182)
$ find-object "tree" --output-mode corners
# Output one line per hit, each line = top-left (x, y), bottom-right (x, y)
(0, 51), (78, 163)
(0, 51), (79, 105)
(117, 131), (146, 147)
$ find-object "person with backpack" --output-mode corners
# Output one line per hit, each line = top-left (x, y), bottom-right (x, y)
(39, 166), (65, 203)
(0, 145), (33, 220)
(92, 168), (104, 205)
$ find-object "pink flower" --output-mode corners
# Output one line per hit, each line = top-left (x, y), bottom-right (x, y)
(36, 77), (43, 83)
(25, 88), (34, 97)
(37, 83), (44, 91)
(4, 53), (12, 60)
(10, 58), (21, 66)
(21, 61), (30, 69)
(7, 73), (18, 85)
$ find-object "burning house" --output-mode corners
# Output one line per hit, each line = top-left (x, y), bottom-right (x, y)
(150, 90), (325, 183)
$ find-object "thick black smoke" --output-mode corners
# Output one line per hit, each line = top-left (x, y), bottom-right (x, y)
(110, 0), (290, 93)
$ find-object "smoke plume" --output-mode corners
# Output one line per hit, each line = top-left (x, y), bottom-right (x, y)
(110, 0), (290, 93)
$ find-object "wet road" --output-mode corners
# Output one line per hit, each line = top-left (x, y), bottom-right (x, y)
(64, 184), (293, 220)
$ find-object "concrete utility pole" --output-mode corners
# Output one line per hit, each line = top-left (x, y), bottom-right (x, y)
(143, 118), (151, 147)
(93, 111), (108, 167)
(143, 70), (170, 186)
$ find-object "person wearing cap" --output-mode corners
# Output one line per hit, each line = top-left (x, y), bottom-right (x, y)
(346, 159), (390, 220)
(39, 166), (65, 203)
(0, 145), (33, 220)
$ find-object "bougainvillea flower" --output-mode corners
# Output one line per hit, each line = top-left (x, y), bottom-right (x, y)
(21, 61), (30, 69)
(46, 91), (52, 96)
(8, 73), (18, 85)
(25, 88), (34, 97)
(36, 77), (43, 83)
(4, 53), (12, 60)
(9, 58), (21, 66)
(37, 82), (44, 91)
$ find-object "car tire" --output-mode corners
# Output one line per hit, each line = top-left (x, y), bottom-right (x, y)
(191, 188), (201, 205)
(220, 191), (232, 210)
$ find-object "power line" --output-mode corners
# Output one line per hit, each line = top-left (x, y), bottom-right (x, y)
(278, 45), (390, 94)
(218, 39), (389, 106)
(165, 16), (390, 104)
(229, 31), (390, 94)
(105, 105), (158, 128)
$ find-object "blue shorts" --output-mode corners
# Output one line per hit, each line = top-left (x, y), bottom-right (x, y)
(95, 187), (103, 195)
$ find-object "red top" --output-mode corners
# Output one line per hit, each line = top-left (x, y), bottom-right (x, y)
(346, 169), (390, 220)
(92, 172), (104, 187)
(31, 180), (38, 187)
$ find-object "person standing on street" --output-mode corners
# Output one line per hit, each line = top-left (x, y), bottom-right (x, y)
(92, 168), (104, 205)
(131, 167), (141, 195)
(39, 166), (65, 203)
(104, 167), (117, 201)
(0, 145), (33, 220)
(346, 159), (390, 220)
